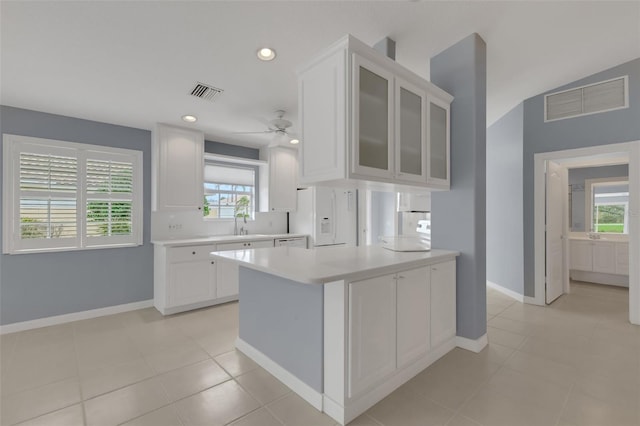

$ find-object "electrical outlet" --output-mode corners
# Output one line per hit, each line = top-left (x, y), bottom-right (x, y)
(168, 223), (183, 230)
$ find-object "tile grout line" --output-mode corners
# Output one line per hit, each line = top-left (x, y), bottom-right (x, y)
(553, 382), (576, 426)
(442, 337), (522, 426)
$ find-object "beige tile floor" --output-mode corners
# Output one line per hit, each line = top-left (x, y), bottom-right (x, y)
(1, 281), (639, 425)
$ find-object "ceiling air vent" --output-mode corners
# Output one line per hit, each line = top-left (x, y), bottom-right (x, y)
(545, 76), (628, 122)
(190, 82), (223, 102)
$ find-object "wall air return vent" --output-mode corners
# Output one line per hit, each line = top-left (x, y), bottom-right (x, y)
(544, 76), (628, 122)
(190, 82), (223, 102)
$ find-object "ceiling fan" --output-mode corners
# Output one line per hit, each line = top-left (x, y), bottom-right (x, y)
(234, 110), (299, 144)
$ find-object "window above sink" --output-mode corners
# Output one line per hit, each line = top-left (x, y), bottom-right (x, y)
(586, 177), (629, 235)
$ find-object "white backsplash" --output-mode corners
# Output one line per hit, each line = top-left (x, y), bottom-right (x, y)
(152, 210), (288, 240)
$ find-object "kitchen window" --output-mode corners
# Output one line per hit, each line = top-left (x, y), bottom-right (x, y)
(203, 161), (258, 219)
(2, 134), (143, 254)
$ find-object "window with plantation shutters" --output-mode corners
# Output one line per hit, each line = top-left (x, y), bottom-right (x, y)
(3, 135), (143, 254)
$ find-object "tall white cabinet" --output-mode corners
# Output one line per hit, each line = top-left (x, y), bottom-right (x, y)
(297, 34), (452, 191)
(267, 146), (298, 212)
(152, 124), (204, 212)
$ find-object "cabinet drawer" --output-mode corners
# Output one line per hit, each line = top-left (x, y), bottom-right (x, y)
(168, 244), (217, 263)
(217, 240), (274, 251)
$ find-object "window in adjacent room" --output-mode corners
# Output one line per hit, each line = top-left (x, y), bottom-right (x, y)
(203, 161), (258, 220)
(586, 177), (629, 234)
(3, 134), (143, 254)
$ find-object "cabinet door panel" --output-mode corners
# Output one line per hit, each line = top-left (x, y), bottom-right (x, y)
(169, 260), (214, 306)
(427, 97), (450, 187)
(348, 274), (396, 397)
(155, 124), (204, 211)
(268, 147), (298, 212)
(570, 240), (593, 271)
(352, 54), (394, 178)
(592, 242), (616, 274)
(616, 242), (629, 275)
(216, 258), (239, 298)
(396, 78), (426, 183)
(397, 267), (430, 368)
(430, 261), (456, 348)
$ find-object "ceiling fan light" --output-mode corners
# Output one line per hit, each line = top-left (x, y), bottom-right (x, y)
(257, 47), (276, 61)
(181, 114), (197, 123)
(289, 139), (299, 145)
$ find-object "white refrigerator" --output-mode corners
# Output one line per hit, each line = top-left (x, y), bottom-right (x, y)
(291, 187), (357, 248)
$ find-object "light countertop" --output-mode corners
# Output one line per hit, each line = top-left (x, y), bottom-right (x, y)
(152, 233), (307, 247)
(210, 245), (459, 285)
(568, 234), (629, 242)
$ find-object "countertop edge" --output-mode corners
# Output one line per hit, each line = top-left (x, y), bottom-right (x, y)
(211, 249), (460, 285)
(151, 233), (308, 247)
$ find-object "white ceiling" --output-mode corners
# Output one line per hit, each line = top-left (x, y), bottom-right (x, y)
(2, 1), (639, 149)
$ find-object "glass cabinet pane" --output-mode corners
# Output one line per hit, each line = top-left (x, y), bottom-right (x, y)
(399, 87), (422, 176)
(430, 103), (447, 180)
(359, 66), (389, 170)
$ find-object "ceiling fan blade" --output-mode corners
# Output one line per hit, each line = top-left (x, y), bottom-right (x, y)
(230, 130), (275, 135)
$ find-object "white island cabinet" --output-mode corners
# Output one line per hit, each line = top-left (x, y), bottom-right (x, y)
(297, 34), (452, 191)
(211, 245), (458, 425)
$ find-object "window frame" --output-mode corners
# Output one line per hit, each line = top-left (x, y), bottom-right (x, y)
(3, 134), (143, 254)
(584, 176), (629, 235)
(202, 159), (260, 221)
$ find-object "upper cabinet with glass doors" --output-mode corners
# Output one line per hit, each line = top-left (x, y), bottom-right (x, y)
(297, 34), (452, 191)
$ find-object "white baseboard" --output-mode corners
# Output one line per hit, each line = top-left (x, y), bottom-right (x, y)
(487, 281), (525, 302)
(0, 299), (153, 334)
(235, 338), (323, 410)
(456, 333), (488, 353)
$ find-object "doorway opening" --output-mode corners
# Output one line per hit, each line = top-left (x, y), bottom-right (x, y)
(534, 141), (639, 325)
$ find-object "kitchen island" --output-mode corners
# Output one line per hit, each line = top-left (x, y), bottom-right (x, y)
(211, 245), (459, 425)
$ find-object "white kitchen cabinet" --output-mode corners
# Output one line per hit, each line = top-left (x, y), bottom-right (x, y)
(395, 78), (428, 184)
(570, 240), (593, 271)
(592, 241), (616, 274)
(427, 97), (451, 188)
(616, 242), (629, 275)
(430, 260), (456, 348)
(396, 266), (430, 368)
(297, 34), (453, 191)
(397, 192), (431, 212)
(352, 54), (394, 180)
(570, 239), (628, 276)
(348, 273), (397, 398)
(154, 243), (218, 315)
(168, 258), (216, 307)
(152, 123), (204, 212)
(347, 261), (455, 399)
(216, 258), (239, 299)
(268, 147), (298, 212)
(216, 239), (275, 298)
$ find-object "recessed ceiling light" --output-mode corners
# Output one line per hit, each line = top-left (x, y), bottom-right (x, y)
(257, 47), (276, 61)
(182, 115), (197, 123)
(289, 139), (299, 145)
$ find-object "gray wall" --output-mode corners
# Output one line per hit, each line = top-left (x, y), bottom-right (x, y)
(205, 140), (259, 160)
(0, 106), (153, 325)
(430, 34), (487, 340)
(569, 164), (629, 231)
(486, 103), (524, 294)
(238, 267), (323, 391)
(522, 58), (640, 297)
